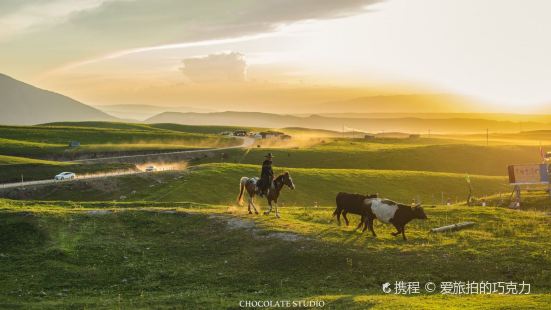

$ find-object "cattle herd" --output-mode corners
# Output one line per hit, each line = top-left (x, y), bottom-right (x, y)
(333, 192), (428, 240)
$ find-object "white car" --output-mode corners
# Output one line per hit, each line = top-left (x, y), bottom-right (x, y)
(54, 172), (76, 180)
(145, 166), (157, 172)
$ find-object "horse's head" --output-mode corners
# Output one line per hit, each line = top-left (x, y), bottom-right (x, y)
(282, 172), (295, 190)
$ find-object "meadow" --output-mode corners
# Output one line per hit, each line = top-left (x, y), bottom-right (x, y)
(0, 124), (239, 159)
(5, 164), (508, 205)
(0, 123), (239, 183)
(205, 138), (548, 176)
(0, 121), (550, 308)
(0, 200), (549, 309)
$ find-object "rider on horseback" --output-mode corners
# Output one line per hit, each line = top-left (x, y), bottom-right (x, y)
(258, 153), (274, 197)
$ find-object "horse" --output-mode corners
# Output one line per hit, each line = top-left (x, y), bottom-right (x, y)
(237, 172), (295, 218)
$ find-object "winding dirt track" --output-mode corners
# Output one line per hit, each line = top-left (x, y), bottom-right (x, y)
(0, 137), (254, 190)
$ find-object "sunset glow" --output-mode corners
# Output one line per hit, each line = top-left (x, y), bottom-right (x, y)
(2, 0), (551, 113)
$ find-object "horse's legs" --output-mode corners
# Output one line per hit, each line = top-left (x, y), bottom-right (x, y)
(249, 195), (259, 215)
(247, 196), (252, 214)
(264, 200), (272, 215)
(274, 201), (280, 218)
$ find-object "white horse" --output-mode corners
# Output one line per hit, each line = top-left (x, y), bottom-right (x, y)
(237, 172), (295, 218)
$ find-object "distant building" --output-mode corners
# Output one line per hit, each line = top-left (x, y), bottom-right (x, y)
(409, 134), (421, 139)
(68, 141), (80, 147)
(280, 134), (292, 140)
(233, 130), (248, 136)
(364, 135), (376, 140)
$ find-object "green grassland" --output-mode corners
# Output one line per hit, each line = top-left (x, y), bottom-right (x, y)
(4, 163), (508, 205)
(44, 121), (259, 135)
(0, 154), (135, 183)
(2, 121), (550, 308)
(199, 139), (547, 176)
(0, 199), (549, 308)
(0, 124), (239, 158)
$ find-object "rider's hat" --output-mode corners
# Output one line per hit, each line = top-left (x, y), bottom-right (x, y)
(264, 153), (274, 158)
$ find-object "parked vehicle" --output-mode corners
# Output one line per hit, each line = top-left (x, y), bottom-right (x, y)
(145, 166), (157, 172)
(54, 172), (76, 180)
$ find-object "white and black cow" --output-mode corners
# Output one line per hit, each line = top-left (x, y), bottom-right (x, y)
(363, 198), (427, 240)
(333, 192), (378, 231)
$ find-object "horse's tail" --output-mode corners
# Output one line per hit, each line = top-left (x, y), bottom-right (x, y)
(237, 177), (247, 206)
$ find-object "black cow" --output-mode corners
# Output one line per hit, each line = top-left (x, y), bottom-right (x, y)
(333, 192), (378, 231)
(363, 198), (428, 240)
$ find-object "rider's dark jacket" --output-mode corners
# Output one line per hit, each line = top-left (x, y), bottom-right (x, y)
(260, 159), (274, 189)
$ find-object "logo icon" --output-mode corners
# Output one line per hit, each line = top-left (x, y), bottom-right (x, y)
(382, 282), (392, 293)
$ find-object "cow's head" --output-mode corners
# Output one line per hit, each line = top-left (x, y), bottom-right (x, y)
(412, 205), (428, 219)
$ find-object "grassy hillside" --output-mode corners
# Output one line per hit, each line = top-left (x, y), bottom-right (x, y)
(0, 155), (69, 166)
(4, 163), (508, 205)
(0, 154), (135, 183)
(42, 121), (164, 131)
(0, 124), (239, 159)
(218, 140), (546, 176)
(0, 200), (549, 308)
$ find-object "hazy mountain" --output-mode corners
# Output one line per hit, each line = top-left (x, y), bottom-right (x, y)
(313, 94), (481, 114)
(146, 111), (551, 133)
(0, 73), (117, 125)
(94, 104), (213, 121)
(309, 113), (551, 123)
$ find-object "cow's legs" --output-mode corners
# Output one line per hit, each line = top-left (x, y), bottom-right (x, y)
(391, 223), (405, 239)
(366, 217), (377, 237)
(334, 208), (342, 226)
(355, 215), (365, 231)
(401, 226), (407, 241)
(342, 211), (350, 226)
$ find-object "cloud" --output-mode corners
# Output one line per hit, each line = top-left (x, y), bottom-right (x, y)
(0, 0), (122, 40)
(180, 52), (247, 83)
(0, 0), (381, 76)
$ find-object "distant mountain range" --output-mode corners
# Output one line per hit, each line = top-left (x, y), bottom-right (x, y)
(94, 104), (213, 121)
(0, 73), (116, 125)
(146, 111), (551, 133)
(314, 94), (481, 114)
(2, 72), (551, 133)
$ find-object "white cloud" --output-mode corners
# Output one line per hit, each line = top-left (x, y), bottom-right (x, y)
(180, 52), (247, 83)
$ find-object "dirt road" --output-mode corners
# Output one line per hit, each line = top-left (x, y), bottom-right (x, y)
(0, 137), (254, 189)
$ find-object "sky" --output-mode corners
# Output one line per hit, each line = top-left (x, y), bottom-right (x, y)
(1, 0), (551, 113)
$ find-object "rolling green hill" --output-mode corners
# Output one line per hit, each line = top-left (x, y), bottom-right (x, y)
(0, 154), (134, 183)
(0, 200), (549, 308)
(5, 163), (508, 205)
(0, 124), (239, 159)
(199, 140), (546, 176)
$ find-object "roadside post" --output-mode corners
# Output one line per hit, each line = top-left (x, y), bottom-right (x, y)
(507, 163), (550, 209)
